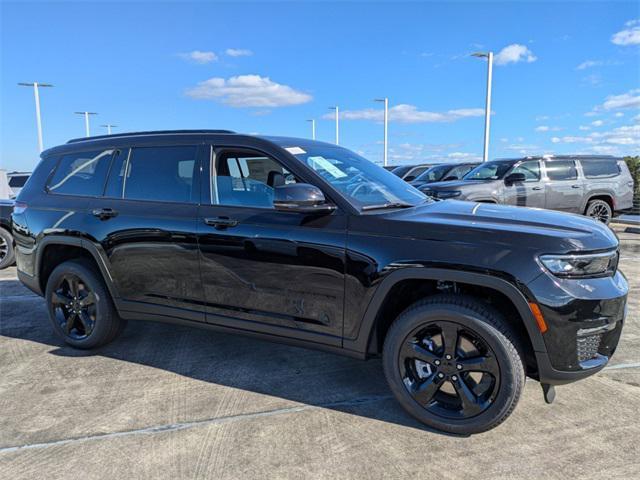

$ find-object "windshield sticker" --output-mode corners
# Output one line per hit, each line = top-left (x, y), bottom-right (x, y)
(308, 156), (348, 178)
(285, 147), (306, 155)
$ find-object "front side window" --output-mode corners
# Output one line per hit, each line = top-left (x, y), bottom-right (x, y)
(510, 161), (541, 181)
(212, 150), (297, 208)
(581, 159), (620, 178)
(282, 144), (427, 208)
(464, 160), (515, 181)
(47, 149), (114, 196)
(546, 160), (578, 181)
(446, 164), (476, 181)
(122, 146), (198, 203)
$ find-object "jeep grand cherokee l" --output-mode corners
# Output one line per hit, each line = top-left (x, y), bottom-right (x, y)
(12, 130), (627, 434)
(421, 156), (634, 224)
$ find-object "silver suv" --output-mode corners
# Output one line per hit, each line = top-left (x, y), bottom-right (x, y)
(422, 155), (634, 224)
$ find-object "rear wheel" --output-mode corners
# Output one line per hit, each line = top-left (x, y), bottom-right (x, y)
(0, 228), (15, 269)
(585, 199), (612, 224)
(45, 260), (125, 349)
(383, 294), (525, 435)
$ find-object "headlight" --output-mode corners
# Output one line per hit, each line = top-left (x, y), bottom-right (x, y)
(436, 190), (462, 199)
(539, 250), (619, 278)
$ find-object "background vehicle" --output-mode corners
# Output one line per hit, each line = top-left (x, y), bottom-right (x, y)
(421, 155), (634, 224)
(0, 198), (15, 269)
(7, 171), (31, 197)
(411, 162), (480, 190)
(12, 132), (627, 434)
(391, 163), (436, 181)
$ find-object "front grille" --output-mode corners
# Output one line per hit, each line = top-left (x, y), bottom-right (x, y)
(577, 334), (602, 363)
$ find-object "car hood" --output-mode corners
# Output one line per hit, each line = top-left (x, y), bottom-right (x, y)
(363, 200), (618, 254)
(421, 180), (495, 191)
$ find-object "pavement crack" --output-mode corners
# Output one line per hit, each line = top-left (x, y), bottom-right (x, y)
(0, 394), (393, 455)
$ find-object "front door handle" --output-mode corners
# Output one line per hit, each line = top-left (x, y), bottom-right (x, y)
(92, 208), (118, 220)
(204, 217), (239, 228)
(571, 185), (581, 189)
(532, 186), (543, 191)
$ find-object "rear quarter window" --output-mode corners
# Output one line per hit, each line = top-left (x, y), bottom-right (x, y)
(581, 159), (620, 178)
(47, 149), (114, 196)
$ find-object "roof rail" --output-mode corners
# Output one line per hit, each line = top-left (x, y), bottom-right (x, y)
(66, 129), (237, 144)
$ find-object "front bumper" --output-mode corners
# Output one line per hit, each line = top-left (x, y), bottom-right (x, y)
(527, 270), (627, 385)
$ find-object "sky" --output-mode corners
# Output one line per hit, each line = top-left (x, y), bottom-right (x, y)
(1, 0), (639, 172)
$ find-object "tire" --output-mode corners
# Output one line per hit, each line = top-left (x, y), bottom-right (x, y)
(45, 259), (126, 349)
(0, 228), (15, 269)
(585, 199), (612, 224)
(382, 294), (525, 435)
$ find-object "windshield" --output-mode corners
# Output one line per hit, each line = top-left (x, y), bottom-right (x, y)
(464, 160), (514, 181)
(284, 145), (428, 208)
(415, 164), (450, 183)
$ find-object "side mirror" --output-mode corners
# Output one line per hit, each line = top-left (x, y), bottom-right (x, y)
(505, 172), (526, 185)
(273, 183), (336, 214)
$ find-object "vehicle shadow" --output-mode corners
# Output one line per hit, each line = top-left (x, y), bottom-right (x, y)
(0, 279), (465, 437)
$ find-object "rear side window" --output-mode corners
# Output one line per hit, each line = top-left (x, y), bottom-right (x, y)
(581, 159), (620, 178)
(123, 146), (198, 203)
(546, 160), (578, 181)
(510, 161), (540, 181)
(9, 175), (29, 188)
(47, 149), (114, 196)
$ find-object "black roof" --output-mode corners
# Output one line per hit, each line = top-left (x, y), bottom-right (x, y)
(66, 129), (236, 144)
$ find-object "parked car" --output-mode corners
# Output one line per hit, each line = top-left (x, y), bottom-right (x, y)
(13, 131), (627, 434)
(7, 171), (31, 197)
(391, 163), (436, 181)
(382, 165), (398, 172)
(0, 198), (14, 269)
(421, 156), (634, 224)
(411, 162), (480, 190)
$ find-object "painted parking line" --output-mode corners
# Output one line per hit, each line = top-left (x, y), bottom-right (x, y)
(603, 362), (640, 371)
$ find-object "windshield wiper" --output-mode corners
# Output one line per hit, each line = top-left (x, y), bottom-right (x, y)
(361, 202), (414, 211)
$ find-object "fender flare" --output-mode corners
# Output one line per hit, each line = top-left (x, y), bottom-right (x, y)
(35, 235), (120, 300)
(582, 191), (615, 213)
(343, 267), (547, 355)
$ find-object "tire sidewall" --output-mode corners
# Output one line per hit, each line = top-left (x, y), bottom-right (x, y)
(0, 228), (15, 269)
(383, 304), (523, 435)
(45, 261), (112, 349)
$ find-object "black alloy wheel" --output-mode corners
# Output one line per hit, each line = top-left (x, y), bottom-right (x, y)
(399, 320), (500, 420)
(50, 273), (97, 340)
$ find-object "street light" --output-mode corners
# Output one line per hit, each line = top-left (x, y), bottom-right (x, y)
(472, 51), (493, 162)
(18, 82), (54, 153)
(374, 98), (389, 166)
(328, 106), (339, 145)
(74, 111), (98, 137)
(101, 124), (118, 135)
(306, 119), (316, 140)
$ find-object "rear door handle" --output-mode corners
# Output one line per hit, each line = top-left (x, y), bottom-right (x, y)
(532, 186), (543, 191)
(92, 208), (118, 220)
(204, 217), (238, 228)
(571, 185), (582, 189)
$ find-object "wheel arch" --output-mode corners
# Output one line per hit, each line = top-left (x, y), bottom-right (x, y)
(345, 268), (547, 365)
(36, 236), (119, 300)
(582, 191), (614, 213)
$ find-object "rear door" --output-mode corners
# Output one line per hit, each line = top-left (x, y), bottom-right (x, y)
(197, 143), (347, 346)
(87, 143), (205, 321)
(543, 160), (583, 213)
(502, 160), (545, 208)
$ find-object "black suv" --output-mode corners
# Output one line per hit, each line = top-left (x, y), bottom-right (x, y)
(12, 130), (627, 434)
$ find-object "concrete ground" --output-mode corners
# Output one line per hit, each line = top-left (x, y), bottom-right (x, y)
(1, 230), (639, 479)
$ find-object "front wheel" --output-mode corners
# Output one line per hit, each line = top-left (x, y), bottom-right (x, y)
(383, 294), (525, 435)
(0, 228), (15, 269)
(585, 199), (612, 224)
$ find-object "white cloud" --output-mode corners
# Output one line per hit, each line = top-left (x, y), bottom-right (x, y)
(591, 120), (604, 127)
(447, 152), (482, 161)
(611, 19), (640, 46)
(186, 75), (312, 107)
(535, 125), (562, 132)
(614, 112), (625, 118)
(550, 124), (640, 155)
(322, 104), (484, 124)
(601, 89), (640, 110)
(179, 50), (218, 64)
(225, 48), (253, 57)
(551, 136), (590, 144)
(577, 60), (602, 70)
(493, 44), (537, 66)
(579, 125), (591, 131)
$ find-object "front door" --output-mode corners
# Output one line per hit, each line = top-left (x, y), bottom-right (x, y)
(197, 145), (347, 346)
(502, 160), (546, 208)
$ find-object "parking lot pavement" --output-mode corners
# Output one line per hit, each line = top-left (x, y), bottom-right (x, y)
(1, 235), (639, 479)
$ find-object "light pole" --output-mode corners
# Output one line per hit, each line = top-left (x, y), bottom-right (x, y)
(328, 106), (339, 145)
(472, 51), (493, 162)
(101, 124), (117, 135)
(374, 98), (389, 166)
(306, 119), (316, 140)
(75, 111), (98, 137)
(18, 82), (53, 153)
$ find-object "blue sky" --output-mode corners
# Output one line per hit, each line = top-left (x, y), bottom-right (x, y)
(1, 0), (639, 172)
